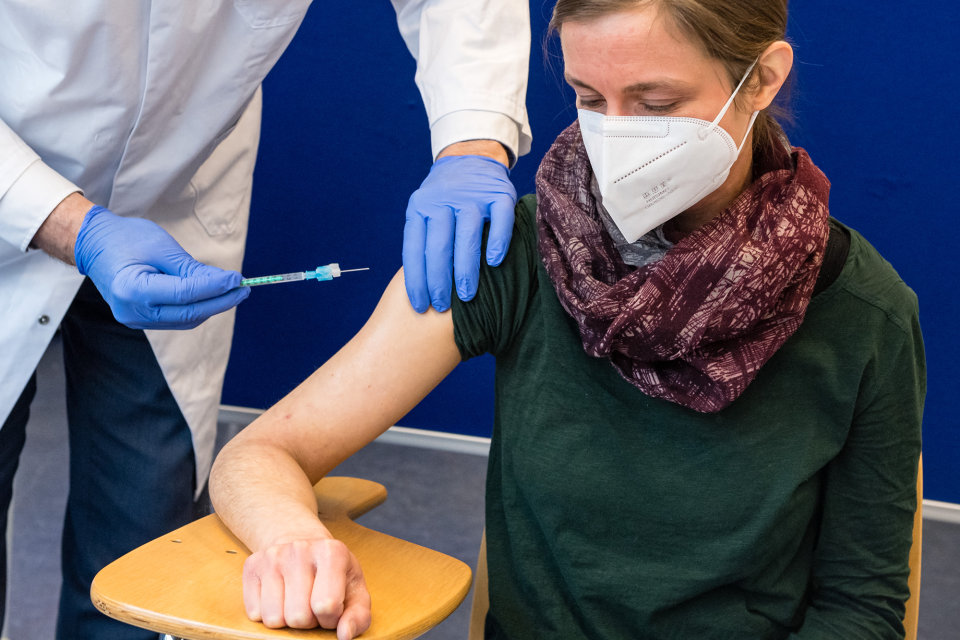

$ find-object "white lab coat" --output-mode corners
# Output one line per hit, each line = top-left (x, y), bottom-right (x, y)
(0, 0), (531, 493)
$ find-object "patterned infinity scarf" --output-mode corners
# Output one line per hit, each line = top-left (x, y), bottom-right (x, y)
(536, 122), (831, 413)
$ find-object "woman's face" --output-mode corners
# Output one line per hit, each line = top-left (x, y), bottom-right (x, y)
(560, 7), (754, 143)
(560, 6), (783, 231)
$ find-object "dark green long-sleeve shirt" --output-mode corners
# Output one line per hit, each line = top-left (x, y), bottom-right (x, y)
(451, 195), (924, 640)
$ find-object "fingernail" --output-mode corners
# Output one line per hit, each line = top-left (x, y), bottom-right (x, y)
(349, 621), (357, 637)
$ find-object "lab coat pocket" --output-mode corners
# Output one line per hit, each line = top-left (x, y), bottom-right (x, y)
(233, 0), (311, 29)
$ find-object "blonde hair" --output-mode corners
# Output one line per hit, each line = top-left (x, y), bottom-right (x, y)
(551, 0), (793, 154)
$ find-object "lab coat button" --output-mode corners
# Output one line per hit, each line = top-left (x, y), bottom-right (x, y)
(38, 315), (49, 325)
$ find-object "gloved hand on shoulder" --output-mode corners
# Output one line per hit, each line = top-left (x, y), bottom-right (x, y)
(402, 154), (517, 313)
(74, 205), (250, 330)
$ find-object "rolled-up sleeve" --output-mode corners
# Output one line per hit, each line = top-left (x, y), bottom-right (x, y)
(390, 0), (532, 163)
(0, 118), (81, 251)
(452, 194), (539, 359)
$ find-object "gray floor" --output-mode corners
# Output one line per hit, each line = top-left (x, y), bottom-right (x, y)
(4, 337), (959, 639)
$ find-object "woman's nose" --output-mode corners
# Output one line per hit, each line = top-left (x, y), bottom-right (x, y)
(604, 101), (632, 117)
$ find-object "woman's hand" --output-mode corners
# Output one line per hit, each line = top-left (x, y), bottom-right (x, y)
(243, 535), (371, 639)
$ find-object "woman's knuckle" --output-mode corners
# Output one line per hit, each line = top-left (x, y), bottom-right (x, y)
(291, 539), (311, 554)
(261, 613), (285, 628)
(285, 610), (316, 629)
(312, 597), (342, 617)
(242, 557), (259, 577)
(265, 545), (282, 563)
(329, 540), (351, 561)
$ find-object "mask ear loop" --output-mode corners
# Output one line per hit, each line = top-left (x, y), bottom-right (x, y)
(697, 59), (759, 142)
(735, 111), (761, 154)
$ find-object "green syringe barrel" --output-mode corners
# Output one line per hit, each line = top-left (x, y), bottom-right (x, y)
(239, 272), (305, 287)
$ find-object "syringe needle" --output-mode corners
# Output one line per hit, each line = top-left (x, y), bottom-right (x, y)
(339, 268), (370, 273)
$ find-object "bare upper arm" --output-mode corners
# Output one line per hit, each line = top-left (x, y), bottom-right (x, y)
(227, 269), (461, 482)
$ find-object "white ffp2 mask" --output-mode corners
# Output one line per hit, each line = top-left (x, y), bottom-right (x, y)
(578, 63), (759, 243)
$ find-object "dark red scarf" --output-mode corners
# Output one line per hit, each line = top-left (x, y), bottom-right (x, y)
(535, 122), (831, 412)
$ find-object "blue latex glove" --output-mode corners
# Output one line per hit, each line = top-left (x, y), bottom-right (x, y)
(403, 155), (517, 313)
(74, 206), (250, 330)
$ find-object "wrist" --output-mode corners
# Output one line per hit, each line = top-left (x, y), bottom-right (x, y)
(436, 139), (510, 167)
(264, 525), (335, 551)
(31, 192), (96, 266)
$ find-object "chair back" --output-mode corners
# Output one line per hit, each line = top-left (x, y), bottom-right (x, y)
(903, 455), (923, 640)
(468, 456), (923, 640)
(468, 530), (489, 640)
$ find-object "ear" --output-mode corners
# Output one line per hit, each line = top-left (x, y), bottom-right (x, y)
(751, 41), (793, 111)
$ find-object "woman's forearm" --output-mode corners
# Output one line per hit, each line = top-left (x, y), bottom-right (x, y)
(210, 437), (331, 553)
(210, 270), (460, 553)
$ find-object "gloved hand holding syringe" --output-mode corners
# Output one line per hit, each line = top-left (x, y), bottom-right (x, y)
(240, 264), (369, 287)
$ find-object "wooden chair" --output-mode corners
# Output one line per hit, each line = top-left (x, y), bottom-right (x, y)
(91, 476), (472, 640)
(468, 457), (924, 640)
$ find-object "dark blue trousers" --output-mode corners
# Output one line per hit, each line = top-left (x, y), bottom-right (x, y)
(0, 277), (197, 639)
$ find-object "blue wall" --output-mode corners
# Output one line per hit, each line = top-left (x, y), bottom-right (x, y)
(223, 1), (959, 502)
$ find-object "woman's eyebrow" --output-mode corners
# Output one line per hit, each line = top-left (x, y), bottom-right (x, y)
(564, 73), (598, 91)
(622, 79), (691, 93)
(564, 73), (691, 94)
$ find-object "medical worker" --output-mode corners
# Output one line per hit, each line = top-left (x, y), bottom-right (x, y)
(0, 1), (530, 637)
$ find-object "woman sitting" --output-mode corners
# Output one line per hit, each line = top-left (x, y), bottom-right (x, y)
(210, 0), (924, 638)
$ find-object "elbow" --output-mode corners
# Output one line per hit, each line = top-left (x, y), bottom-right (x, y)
(209, 435), (253, 516)
(207, 438), (233, 515)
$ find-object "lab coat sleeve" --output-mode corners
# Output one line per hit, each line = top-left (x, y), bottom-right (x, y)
(0, 118), (82, 252)
(390, 0), (532, 164)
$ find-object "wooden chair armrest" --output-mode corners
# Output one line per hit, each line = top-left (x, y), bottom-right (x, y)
(91, 477), (472, 640)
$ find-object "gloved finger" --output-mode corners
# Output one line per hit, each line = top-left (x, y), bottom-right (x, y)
(402, 204), (430, 314)
(152, 286), (250, 329)
(137, 263), (244, 306)
(452, 206), (484, 302)
(423, 205), (455, 312)
(485, 194), (516, 267)
(152, 240), (214, 279)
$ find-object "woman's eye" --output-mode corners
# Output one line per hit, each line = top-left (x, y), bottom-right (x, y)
(642, 103), (678, 114)
(578, 98), (605, 109)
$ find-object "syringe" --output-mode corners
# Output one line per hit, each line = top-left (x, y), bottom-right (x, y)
(240, 263), (369, 287)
